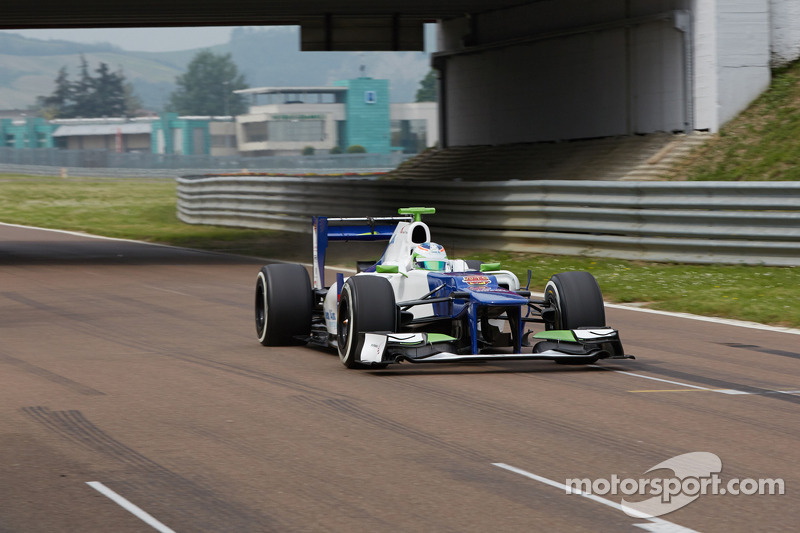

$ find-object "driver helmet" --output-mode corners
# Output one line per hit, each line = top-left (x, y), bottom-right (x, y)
(412, 242), (448, 271)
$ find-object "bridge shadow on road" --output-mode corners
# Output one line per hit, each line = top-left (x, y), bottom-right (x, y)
(0, 236), (266, 266)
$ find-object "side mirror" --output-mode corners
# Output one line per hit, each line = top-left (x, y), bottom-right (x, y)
(376, 264), (399, 274)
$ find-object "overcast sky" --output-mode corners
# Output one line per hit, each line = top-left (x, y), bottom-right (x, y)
(0, 26), (249, 52)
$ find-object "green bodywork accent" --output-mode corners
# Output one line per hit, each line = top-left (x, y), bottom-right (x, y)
(376, 263), (407, 277)
(533, 330), (578, 342)
(427, 333), (457, 343)
(480, 262), (502, 272)
(398, 207), (436, 222)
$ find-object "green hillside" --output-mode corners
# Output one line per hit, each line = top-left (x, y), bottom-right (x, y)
(0, 33), (227, 110)
(672, 59), (800, 181)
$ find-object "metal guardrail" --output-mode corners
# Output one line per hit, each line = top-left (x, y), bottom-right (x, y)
(176, 176), (800, 266)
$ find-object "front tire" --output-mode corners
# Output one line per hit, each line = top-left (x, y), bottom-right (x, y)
(544, 271), (606, 365)
(255, 264), (312, 346)
(337, 276), (396, 368)
(544, 271), (606, 330)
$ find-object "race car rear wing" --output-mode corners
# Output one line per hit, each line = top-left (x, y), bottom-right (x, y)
(312, 215), (411, 289)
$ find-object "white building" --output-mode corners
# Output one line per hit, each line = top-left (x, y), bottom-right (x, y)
(235, 80), (438, 156)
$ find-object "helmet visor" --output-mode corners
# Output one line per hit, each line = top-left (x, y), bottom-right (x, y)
(416, 260), (447, 271)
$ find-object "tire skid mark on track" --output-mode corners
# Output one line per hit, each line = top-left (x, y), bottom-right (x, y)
(102, 294), (202, 323)
(182, 424), (409, 531)
(165, 351), (350, 399)
(582, 361), (800, 440)
(141, 285), (248, 308)
(392, 365), (800, 449)
(0, 352), (104, 396)
(291, 395), (490, 463)
(24, 408), (170, 473)
(198, 296), (249, 310)
(3, 291), (57, 312)
(623, 363), (800, 406)
(721, 342), (800, 360)
(3, 288), (243, 347)
(100, 293), (248, 325)
(4, 289), (342, 400)
(624, 338), (798, 384)
(291, 394), (653, 533)
(183, 424), (270, 460)
(21, 406), (283, 532)
(637, 383), (800, 442)
(371, 372), (799, 486)
(371, 375), (667, 462)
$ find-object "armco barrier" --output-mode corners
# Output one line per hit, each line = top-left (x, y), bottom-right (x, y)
(176, 176), (800, 266)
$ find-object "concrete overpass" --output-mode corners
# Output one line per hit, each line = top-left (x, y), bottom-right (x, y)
(3, 0), (800, 149)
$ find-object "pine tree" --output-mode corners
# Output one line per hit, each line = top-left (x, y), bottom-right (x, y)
(36, 66), (72, 119)
(70, 55), (96, 118)
(91, 62), (126, 117)
(37, 57), (141, 118)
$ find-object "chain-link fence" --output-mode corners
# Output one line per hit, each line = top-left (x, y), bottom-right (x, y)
(0, 147), (410, 177)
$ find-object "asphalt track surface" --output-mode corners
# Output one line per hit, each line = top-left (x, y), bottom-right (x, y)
(0, 222), (797, 532)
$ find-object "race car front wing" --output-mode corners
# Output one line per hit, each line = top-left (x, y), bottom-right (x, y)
(354, 329), (634, 366)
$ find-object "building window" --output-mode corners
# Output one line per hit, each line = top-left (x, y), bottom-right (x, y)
(172, 129), (184, 155)
(391, 119), (428, 154)
(267, 120), (325, 142)
(243, 122), (268, 143)
(211, 134), (236, 148)
(365, 90), (377, 104)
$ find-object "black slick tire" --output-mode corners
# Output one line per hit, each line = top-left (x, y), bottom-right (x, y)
(255, 264), (312, 346)
(337, 275), (396, 369)
(543, 271), (606, 365)
(544, 271), (606, 330)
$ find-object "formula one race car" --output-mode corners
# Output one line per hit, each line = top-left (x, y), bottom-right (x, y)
(255, 207), (633, 368)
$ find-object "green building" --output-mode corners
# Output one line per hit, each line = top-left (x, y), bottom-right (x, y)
(151, 113), (209, 155)
(333, 78), (391, 154)
(1, 117), (58, 148)
(151, 113), (237, 156)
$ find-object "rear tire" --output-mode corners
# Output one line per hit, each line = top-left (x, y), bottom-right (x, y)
(337, 276), (396, 368)
(255, 264), (312, 346)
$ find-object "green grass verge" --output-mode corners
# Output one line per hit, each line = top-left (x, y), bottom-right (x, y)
(1, 174), (798, 327)
(464, 251), (799, 328)
(0, 174), (283, 256)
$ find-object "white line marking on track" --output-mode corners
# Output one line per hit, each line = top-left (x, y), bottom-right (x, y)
(599, 369), (799, 396)
(144, 285), (194, 297)
(86, 481), (176, 533)
(492, 463), (699, 533)
(0, 222), (173, 244)
(596, 368), (742, 394)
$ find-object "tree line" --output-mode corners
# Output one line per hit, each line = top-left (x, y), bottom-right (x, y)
(38, 50), (436, 119)
(37, 56), (141, 119)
